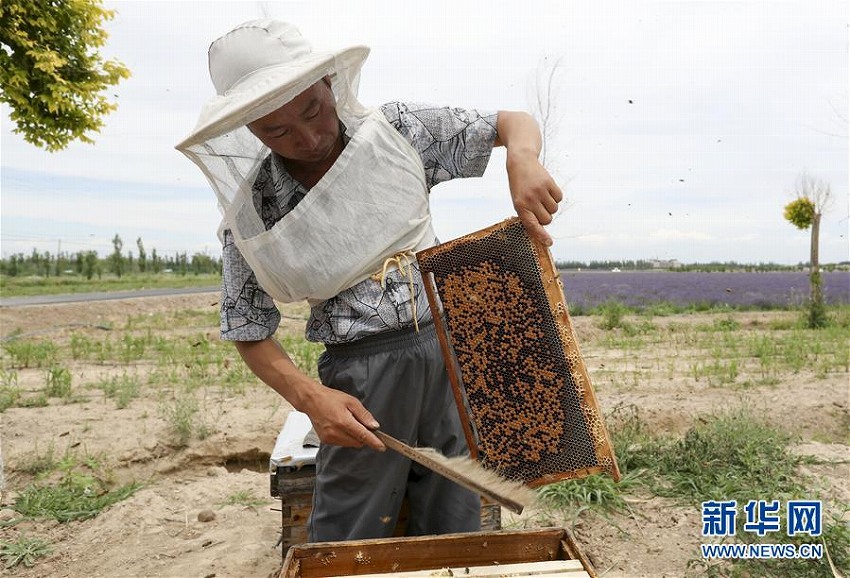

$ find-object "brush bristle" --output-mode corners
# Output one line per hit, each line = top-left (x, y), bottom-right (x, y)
(416, 448), (539, 509)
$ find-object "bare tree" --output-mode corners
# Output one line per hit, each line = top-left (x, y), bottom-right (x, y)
(783, 171), (833, 327)
(529, 55), (565, 170)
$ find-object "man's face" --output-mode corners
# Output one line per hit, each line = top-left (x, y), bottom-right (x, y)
(248, 78), (340, 164)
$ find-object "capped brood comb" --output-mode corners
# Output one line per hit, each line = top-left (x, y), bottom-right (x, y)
(417, 217), (620, 487)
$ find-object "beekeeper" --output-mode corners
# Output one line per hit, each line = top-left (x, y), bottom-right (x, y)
(176, 19), (561, 541)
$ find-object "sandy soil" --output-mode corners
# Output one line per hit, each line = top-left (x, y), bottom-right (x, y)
(0, 294), (847, 578)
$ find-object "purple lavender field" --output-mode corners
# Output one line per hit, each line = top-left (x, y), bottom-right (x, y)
(560, 270), (850, 311)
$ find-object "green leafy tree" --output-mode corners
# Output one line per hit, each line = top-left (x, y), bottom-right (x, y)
(83, 251), (98, 280)
(136, 237), (147, 273)
(7, 255), (19, 277)
(0, 0), (131, 151)
(783, 197), (815, 229)
(150, 248), (161, 274)
(41, 251), (51, 277)
(110, 234), (124, 278)
(783, 172), (832, 328)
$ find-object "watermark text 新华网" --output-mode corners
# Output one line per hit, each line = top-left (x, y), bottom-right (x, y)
(700, 499), (823, 560)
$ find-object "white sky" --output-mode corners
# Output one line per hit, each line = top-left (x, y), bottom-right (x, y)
(1, 0), (848, 264)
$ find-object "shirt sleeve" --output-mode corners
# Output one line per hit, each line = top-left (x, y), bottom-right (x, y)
(219, 228), (281, 341)
(380, 102), (498, 189)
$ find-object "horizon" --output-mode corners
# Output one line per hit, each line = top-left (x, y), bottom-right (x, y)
(2, 238), (848, 270)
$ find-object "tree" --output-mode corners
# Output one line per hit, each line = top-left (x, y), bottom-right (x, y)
(783, 172), (832, 328)
(0, 0), (130, 151)
(110, 234), (124, 278)
(136, 237), (147, 273)
(529, 55), (565, 170)
(83, 251), (98, 280)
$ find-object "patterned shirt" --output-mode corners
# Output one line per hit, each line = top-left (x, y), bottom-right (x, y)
(220, 102), (498, 344)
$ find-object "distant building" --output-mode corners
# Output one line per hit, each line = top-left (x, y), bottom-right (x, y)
(649, 259), (681, 269)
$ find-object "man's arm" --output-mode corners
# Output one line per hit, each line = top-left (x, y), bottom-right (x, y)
(494, 111), (563, 246)
(234, 338), (384, 450)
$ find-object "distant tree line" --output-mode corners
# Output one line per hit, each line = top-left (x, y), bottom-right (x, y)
(0, 235), (221, 280)
(556, 259), (657, 270)
(555, 259), (846, 272)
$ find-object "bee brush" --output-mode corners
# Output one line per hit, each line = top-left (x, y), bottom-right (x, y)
(372, 430), (536, 515)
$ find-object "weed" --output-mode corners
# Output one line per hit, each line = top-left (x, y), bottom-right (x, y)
(157, 390), (217, 445)
(15, 444), (58, 477)
(2, 340), (57, 369)
(18, 394), (48, 408)
(536, 470), (642, 515)
(217, 359), (251, 396)
(0, 384), (21, 412)
(217, 489), (269, 509)
(0, 368), (18, 388)
(651, 409), (797, 502)
(44, 365), (72, 398)
(713, 316), (742, 332)
(119, 332), (151, 364)
(605, 407), (850, 577)
(0, 535), (52, 569)
(597, 300), (630, 331)
(69, 334), (94, 361)
(159, 392), (198, 446)
(13, 469), (141, 523)
(94, 373), (141, 409)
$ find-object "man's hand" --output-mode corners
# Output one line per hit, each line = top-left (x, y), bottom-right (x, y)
(233, 337), (384, 450)
(507, 150), (563, 246)
(495, 110), (563, 246)
(300, 386), (385, 450)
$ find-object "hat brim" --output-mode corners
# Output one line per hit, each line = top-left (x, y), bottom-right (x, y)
(176, 45), (369, 151)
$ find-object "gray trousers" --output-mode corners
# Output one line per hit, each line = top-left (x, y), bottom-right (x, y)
(308, 321), (481, 541)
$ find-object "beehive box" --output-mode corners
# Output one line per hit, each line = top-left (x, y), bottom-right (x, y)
(271, 412), (501, 554)
(273, 464), (502, 555)
(279, 528), (597, 578)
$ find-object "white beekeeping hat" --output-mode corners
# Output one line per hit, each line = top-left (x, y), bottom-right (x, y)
(175, 19), (370, 231)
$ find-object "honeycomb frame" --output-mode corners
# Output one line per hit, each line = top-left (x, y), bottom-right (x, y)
(417, 218), (621, 487)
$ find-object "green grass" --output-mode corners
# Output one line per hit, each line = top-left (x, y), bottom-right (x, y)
(158, 392), (202, 446)
(525, 403), (849, 578)
(44, 365), (73, 398)
(93, 373), (142, 409)
(602, 406), (850, 578)
(536, 469), (643, 517)
(0, 273), (219, 297)
(0, 369), (21, 411)
(14, 443), (60, 477)
(0, 535), (52, 569)
(11, 449), (142, 524)
(590, 306), (850, 393)
(1, 339), (58, 369)
(216, 489), (269, 509)
(644, 409), (797, 502)
(14, 472), (141, 522)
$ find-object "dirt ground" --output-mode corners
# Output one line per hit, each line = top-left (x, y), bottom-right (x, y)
(0, 293), (847, 578)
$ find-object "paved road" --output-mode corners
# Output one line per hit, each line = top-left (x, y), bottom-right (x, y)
(0, 286), (219, 308)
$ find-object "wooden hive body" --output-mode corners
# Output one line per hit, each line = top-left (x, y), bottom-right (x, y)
(280, 528), (597, 577)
